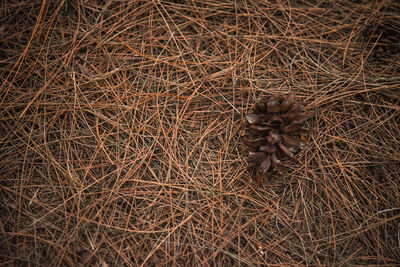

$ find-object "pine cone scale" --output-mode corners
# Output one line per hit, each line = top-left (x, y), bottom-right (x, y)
(259, 155), (271, 173)
(245, 114), (266, 124)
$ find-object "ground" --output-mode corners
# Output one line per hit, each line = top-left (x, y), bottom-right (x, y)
(1, 0), (400, 266)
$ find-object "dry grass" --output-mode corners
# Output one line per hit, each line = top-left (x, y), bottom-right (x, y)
(1, 0), (400, 266)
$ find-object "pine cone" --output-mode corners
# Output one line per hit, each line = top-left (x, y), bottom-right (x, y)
(242, 94), (313, 174)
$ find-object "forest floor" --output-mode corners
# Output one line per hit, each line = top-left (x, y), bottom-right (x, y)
(1, 0), (400, 266)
